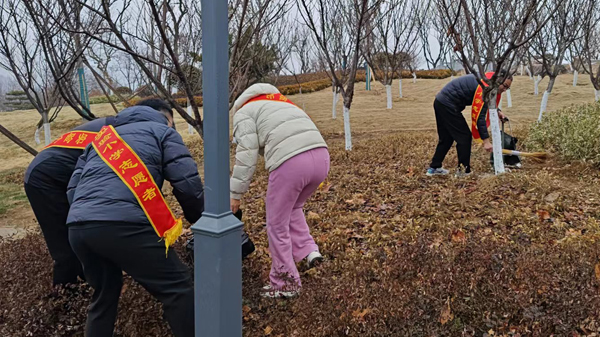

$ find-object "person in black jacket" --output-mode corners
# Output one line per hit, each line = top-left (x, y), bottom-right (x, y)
(24, 116), (116, 286)
(426, 71), (512, 177)
(66, 100), (203, 337)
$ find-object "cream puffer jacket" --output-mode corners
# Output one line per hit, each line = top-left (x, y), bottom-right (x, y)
(230, 83), (328, 199)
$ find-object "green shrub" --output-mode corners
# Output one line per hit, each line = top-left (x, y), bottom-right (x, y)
(525, 102), (600, 165)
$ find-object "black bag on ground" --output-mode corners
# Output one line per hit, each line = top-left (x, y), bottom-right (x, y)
(490, 130), (521, 168)
(185, 209), (256, 260)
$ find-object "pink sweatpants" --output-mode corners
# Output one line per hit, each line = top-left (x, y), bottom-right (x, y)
(266, 147), (330, 290)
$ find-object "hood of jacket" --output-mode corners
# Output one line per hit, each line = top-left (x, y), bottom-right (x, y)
(231, 83), (280, 114)
(114, 106), (170, 127)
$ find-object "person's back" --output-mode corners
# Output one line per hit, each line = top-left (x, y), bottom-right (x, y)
(231, 83), (327, 173)
(66, 102), (203, 337)
(67, 106), (204, 225)
(435, 74), (479, 112)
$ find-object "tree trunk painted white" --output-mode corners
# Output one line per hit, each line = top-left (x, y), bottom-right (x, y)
(526, 67), (532, 79)
(343, 105), (352, 151)
(385, 85), (392, 109)
(450, 75), (455, 80)
(488, 93), (505, 175)
(398, 78), (403, 98)
(300, 86), (306, 111)
(573, 70), (578, 87)
(595, 89), (600, 102)
(42, 111), (50, 146)
(412, 72), (417, 83)
(520, 64), (524, 76)
(538, 91), (550, 122)
(534, 75), (541, 95)
(332, 90), (339, 119)
(506, 89), (512, 108)
(34, 127), (41, 145)
(187, 99), (194, 135)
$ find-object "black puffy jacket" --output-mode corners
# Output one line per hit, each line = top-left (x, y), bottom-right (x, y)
(435, 74), (490, 140)
(66, 106), (204, 225)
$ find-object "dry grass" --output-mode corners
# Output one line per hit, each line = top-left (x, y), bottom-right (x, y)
(1, 74), (600, 336)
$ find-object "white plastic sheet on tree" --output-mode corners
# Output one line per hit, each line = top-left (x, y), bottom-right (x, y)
(398, 78), (403, 98)
(534, 75), (541, 95)
(332, 90), (339, 119)
(187, 100), (194, 135)
(34, 127), (41, 145)
(538, 91), (550, 122)
(488, 107), (505, 174)
(385, 85), (392, 109)
(343, 106), (352, 151)
(43, 123), (51, 145)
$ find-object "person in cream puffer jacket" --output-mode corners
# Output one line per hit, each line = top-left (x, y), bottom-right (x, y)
(230, 83), (329, 297)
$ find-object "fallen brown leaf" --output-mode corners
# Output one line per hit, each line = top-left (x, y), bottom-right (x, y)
(537, 210), (551, 222)
(440, 298), (453, 325)
(264, 326), (273, 335)
(451, 229), (466, 243)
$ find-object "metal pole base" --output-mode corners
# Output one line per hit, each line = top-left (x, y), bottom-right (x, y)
(191, 212), (243, 336)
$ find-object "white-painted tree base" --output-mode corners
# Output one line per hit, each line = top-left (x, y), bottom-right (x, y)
(34, 127), (41, 145)
(534, 75), (541, 96)
(187, 102), (194, 135)
(398, 78), (403, 98)
(526, 67), (532, 79)
(538, 91), (550, 122)
(488, 108), (505, 174)
(385, 85), (392, 109)
(43, 122), (51, 146)
(573, 71), (578, 87)
(343, 106), (352, 151)
(595, 89), (599, 102)
(332, 91), (339, 119)
(506, 89), (512, 108)
(412, 72), (417, 83)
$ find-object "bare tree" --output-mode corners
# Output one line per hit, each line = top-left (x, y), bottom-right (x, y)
(572, 0), (600, 101)
(530, 0), (585, 121)
(363, 0), (422, 108)
(440, 0), (555, 174)
(298, 0), (382, 150)
(0, 0), (67, 145)
(419, 2), (451, 71)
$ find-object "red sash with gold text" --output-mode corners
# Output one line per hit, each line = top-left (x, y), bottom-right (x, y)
(45, 131), (97, 150)
(243, 93), (299, 108)
(91, 125), (182, 254)
(471, 72), (502, 142)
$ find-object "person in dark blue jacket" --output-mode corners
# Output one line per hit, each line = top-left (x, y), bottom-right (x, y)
(426, 71), (512, 177)
(66, 100), (203, 337)
(24, 116), (116, 286)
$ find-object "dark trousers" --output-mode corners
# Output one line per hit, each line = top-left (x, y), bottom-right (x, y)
(68, 223), (194, 337)
(24, 179), (84, 285)
(430, 99), (473, 172)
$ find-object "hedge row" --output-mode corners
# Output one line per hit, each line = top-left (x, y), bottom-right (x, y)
(107, 69), (454, 108)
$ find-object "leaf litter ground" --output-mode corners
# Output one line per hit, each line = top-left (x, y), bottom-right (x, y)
(2, 131), (600, 336)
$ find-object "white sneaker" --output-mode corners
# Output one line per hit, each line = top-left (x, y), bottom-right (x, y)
(260, 285), (299, 298)
(306, 251), (324, 269)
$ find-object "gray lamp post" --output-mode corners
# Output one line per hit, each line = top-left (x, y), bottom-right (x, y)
(191, 0), (243, 335)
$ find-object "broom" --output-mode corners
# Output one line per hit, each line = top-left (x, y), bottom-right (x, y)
(502, 149), (548, 160)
